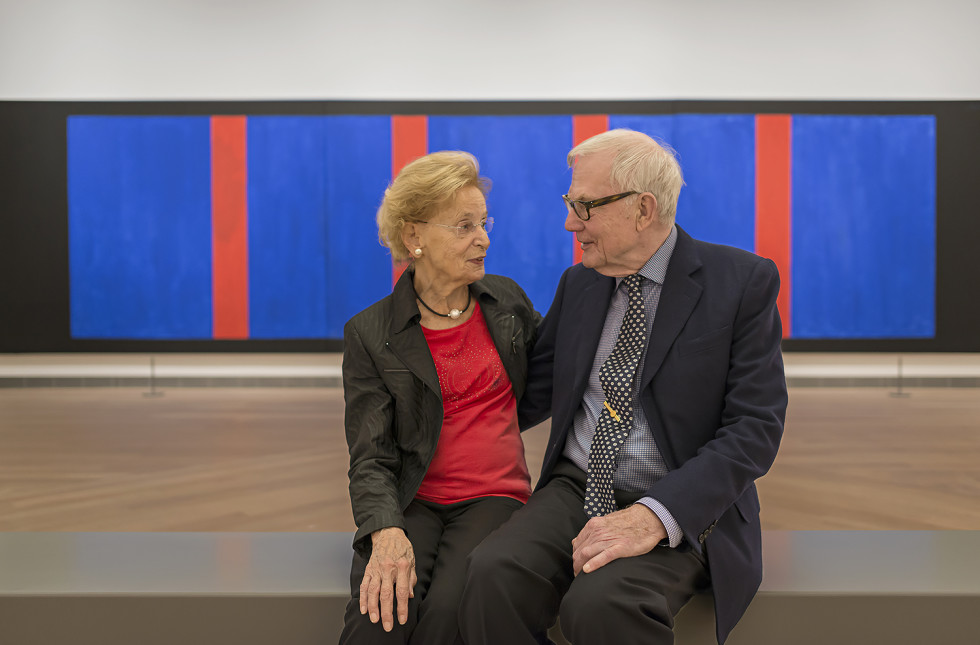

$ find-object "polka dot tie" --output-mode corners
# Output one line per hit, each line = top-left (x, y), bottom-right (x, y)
(583, 274), (647, 518)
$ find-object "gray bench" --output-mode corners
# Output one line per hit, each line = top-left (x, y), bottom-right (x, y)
(1, 531), (978, 644)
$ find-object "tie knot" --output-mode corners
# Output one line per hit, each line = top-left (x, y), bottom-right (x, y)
(624, 274), (643, 293)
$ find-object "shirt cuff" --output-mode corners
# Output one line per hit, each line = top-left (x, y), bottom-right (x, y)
(635, 497), (683, 548)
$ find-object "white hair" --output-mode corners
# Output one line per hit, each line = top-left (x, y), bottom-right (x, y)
(568, 129), (685, 226)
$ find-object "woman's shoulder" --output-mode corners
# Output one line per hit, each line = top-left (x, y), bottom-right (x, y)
(476, 274), (538, 318)
(344, 293), (394, 338)
(478, 273), (525, 296)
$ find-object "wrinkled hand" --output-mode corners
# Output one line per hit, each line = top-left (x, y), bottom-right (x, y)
(572, 504), (667, 575)
(361, 527), (417, 631)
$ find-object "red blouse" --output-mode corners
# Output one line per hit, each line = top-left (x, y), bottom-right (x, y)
(416, 301), (531, 504)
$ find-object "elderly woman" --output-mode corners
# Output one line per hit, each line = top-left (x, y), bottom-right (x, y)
(339, 151), (540, 645)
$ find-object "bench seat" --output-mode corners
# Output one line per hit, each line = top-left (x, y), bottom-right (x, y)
(1, 531), (977, 644)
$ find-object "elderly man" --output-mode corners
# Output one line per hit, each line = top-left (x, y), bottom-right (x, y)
(459, 129), (787, 645)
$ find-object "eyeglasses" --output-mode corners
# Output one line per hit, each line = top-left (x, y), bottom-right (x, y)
(562, 191), (637, 221)
(428, 217), (494, 238)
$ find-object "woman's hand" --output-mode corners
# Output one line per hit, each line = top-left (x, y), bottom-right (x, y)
(360, 527), (418, 632)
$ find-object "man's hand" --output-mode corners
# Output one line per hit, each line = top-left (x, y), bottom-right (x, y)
(572, 504), (667, 575)
(360, 527), (417, 631)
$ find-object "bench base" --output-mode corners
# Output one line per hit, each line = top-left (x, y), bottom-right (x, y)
(2, 531), (978, 644)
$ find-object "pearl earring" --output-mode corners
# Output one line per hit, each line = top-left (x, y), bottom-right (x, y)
(414, 248), (422, 257)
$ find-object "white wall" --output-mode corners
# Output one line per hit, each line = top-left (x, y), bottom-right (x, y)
(1, 0), (978, 100)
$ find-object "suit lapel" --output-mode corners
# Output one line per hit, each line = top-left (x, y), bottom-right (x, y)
(640, 227), (703, 389)
(558, 271), (615, 424)
(387, 326), (440, 394)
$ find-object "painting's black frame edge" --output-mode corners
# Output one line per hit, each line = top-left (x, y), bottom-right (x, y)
(1, 99), (978, 354)
(4, 98), (976, 115)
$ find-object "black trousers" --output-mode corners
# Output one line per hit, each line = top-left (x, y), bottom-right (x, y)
(339, 495), (523, 645)
(459, 461), (709, 645)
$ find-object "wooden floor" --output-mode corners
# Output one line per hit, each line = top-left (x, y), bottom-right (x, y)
(1, 386), (978, 532)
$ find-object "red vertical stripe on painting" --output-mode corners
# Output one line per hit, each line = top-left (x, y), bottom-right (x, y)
(210, 116), (250, 339)
(755, 114), (792, 338)
(571, 115), (610, 264)
(391, 116), (429, 286)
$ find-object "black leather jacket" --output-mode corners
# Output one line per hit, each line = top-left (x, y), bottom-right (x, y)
(342, 266), (541, 554)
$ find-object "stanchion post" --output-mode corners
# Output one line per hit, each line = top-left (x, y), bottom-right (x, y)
(889, 355), (910, 398)
(143, 356), (165, 398)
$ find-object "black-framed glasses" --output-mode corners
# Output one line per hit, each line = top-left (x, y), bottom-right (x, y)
(562, 191), (637, 221)
(428, 217), (494, 238)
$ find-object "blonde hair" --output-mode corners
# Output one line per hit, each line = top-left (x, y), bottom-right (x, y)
(568, 129), (685, 226)
(376, 151), (490, 261)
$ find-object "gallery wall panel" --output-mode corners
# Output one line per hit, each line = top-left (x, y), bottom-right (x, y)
(1, 100), (976, 352)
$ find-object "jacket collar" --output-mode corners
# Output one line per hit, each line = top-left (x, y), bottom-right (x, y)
(390, 265), (422, 335)
(387, 264), (512, 396)
(389, 264), (500, 335)
(387, 265), (439, 393)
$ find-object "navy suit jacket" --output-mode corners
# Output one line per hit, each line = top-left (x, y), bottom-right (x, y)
(519, 225), (787, 644)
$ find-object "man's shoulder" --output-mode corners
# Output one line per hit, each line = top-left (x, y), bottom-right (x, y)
(676, 236), (780, 295)
(683, 231), (774, 271)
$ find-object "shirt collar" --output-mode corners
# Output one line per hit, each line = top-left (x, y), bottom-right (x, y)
(615, 225), (677, 288)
